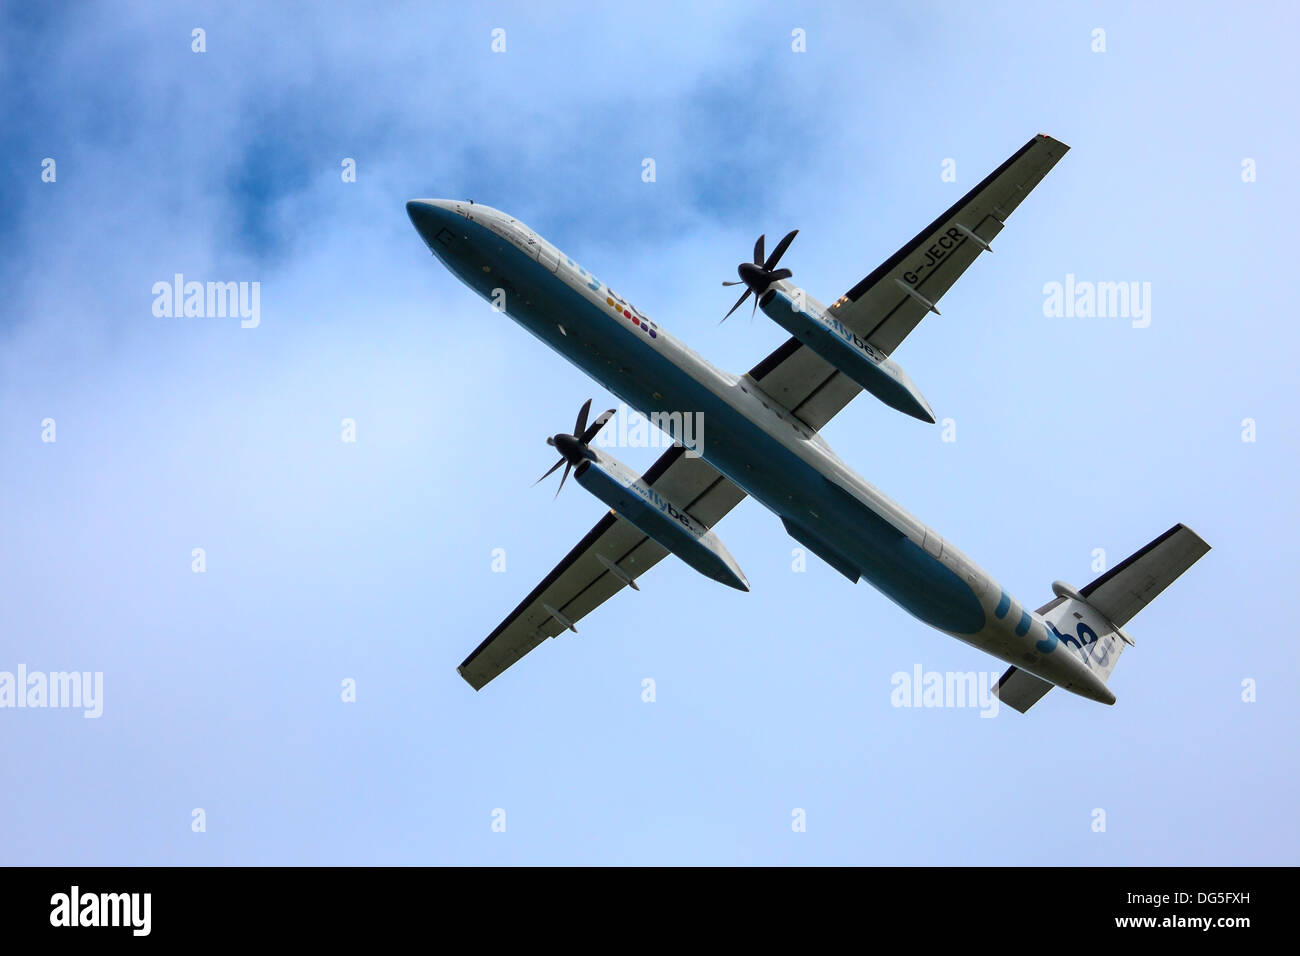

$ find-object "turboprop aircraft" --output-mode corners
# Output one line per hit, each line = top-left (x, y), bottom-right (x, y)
(407, 134), (1210, 711)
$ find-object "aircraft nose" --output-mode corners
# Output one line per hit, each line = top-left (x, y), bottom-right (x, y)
(406, 199), (452, 240)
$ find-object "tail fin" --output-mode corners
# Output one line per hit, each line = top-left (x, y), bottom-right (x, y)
(995, 523), (1211, 713)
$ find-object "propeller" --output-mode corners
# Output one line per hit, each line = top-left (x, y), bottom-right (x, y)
(535, 398), (617, 497)
(721, 229), (798, 322)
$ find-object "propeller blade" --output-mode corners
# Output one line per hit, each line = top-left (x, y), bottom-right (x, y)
(721, 288), (751, 323)
(764, 229), (798, 270)
(721, 280), (744, 287)
(580, 408), (617, 445)
(768, 267), (792, 282)
(535, 457), (566, 484)
(753, 234), (765, 266)
(572, 398), (592, 440)
(555, 461), (571, 498)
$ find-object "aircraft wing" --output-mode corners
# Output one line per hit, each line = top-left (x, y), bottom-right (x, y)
(825, 133), (1069, 357)
(748, 134), (1068, 428)
(458, 446), (745, 690)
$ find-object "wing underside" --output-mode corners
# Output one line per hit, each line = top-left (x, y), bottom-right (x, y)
(828, 133), (1070, 356)
(749, 134), (1069, 430)
(457, 448), (743, 690)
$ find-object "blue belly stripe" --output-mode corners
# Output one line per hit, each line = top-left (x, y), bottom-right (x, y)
(1015, 610), (1032, 637)
(995, 590), (1011, 619)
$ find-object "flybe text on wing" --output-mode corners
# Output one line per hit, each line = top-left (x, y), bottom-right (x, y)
(625, 477), (704, 538)
(818, 309), (884, 363)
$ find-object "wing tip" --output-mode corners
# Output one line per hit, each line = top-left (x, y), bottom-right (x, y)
(457, 664), (487, 692)
(1037, 132), (1071, 151)
(1172, 521), (1212, 553)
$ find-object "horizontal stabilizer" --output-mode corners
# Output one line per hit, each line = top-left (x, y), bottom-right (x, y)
(995, 523), (1210, 714)
(1081, 523), (1211, 627)
(993, 666), (1054, 713)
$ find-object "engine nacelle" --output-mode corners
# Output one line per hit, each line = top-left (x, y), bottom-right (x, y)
(758, 285), (936, 423)
(572, 450), (749, 591)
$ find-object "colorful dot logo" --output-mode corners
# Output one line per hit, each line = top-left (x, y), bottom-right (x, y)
(606, 294), (658, 338)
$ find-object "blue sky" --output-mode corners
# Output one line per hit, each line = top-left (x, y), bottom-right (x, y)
(1, 1), (1296, 865)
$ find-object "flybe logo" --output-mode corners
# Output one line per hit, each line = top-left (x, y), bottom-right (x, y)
(1036, 620), (1100, 655)
(1033, 616), (1120, 670)
(604, 291), (659, 339)
(820, 312), (882, 362)
(631, 480), (701, 536)
(565, 255), (662, 339)
(780, 292), (881, 363)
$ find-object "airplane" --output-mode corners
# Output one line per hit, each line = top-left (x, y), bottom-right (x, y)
(406, 133), (1210, 712)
